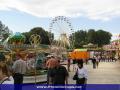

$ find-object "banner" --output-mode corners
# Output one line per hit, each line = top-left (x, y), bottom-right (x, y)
(1, 84), (120, 90)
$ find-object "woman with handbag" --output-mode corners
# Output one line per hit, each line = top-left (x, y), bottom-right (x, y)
(73, 59), (88, 84)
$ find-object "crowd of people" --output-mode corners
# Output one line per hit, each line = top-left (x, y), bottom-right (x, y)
(0, 52), (37, 90)
(0, 52), (118, 90)
(45, 55), (88, 90)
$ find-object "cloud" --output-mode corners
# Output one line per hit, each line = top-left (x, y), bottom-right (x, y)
(0, 0), (120, 21)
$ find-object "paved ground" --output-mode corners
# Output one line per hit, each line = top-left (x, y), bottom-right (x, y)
(87, 61), (120, 84)
(24, 61), (120, 84)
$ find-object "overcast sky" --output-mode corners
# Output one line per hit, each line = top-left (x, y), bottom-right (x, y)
(0, 0), (120, 40)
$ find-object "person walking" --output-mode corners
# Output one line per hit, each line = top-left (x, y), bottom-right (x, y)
(92, 57), (96, 69)
(67, 57), (71, 72)
(73, 58), (76, 71)
(12, 53), (28, 90)
(75, 60), (88, 84)
(49, 59), (69, 84)
(96, 56), (99, 68)
(73, 59), (88, 90)
(12, 53), (27, 84)
(46, 55), (58, 84)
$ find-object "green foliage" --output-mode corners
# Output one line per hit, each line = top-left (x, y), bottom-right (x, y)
(22, 27), (51, 45)
(70, 29), (112, 48)
(22, 32), (31, 44)
(72, 30), (87, 48)
(21, 26), (112, 48)
(87, 29), (96, 44)
(94, 30), (112, 47)
(0, 21), (10, 42)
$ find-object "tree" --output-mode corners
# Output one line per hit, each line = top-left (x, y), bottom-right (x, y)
(46, 31), (54, 44)
(22, 32), (31, 44)
(95, 30), (112, 47)
(71, 29), (112, 48)
(0, 21), (10, 42)
(87, 29), (96, 44)
(22, 27), (50, 45)
(71, 30), (87, 48)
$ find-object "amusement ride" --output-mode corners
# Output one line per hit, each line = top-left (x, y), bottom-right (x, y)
(49, 16), (74, 58)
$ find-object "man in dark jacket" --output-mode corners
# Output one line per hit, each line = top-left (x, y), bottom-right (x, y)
(49, 59), (69, 84)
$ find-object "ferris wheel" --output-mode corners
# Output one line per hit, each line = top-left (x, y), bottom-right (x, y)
(49, 16), (74, 51)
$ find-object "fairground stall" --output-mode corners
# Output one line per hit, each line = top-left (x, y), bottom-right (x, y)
(2, 32), (51, 83)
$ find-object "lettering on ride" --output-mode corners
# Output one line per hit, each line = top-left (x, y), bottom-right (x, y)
(7, 44), (34, 49)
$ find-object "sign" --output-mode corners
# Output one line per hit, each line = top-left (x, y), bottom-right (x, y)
(7, 44), (34, 49)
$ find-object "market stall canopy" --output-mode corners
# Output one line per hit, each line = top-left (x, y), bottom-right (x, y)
(69, 49), (90, 59)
